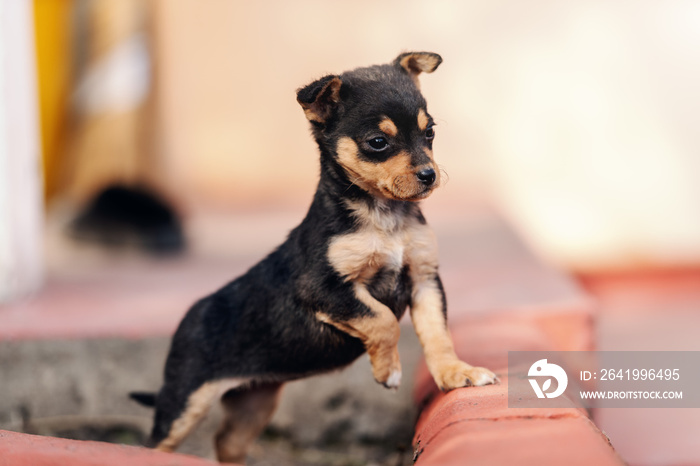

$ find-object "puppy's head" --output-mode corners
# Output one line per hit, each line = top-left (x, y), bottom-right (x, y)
(297, 52), (442, 201)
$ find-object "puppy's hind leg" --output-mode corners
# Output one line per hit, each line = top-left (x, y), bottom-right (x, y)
(215, 382), (283, 464)
(152, 379), (243, 453)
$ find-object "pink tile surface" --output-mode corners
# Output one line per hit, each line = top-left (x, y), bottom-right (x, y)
(0, 430), (231, 466)
(414, 417), (624, 466)
(0, 257), (250, 340)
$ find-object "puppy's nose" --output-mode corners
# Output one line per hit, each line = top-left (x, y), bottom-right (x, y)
(416, 168), (436, 186)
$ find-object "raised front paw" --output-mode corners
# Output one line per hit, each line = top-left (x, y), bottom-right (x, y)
(381, 366), (402, 390)
(370, 348), (402, 390)
(434, 361), (498, 391)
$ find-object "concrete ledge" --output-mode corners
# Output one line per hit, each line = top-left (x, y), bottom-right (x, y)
(411, 318), (624, 466)
(413, 417), (623, 466)
(414, 375), (587, 443)
(410, 213), (626, 465)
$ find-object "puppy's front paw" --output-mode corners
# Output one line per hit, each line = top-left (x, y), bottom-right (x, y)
(434, 361), (498, 391)
(383, 367), (402, 390)
(371, 349), (402, 390)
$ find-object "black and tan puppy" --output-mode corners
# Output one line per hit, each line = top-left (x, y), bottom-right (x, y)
(133, 52), (497, 463)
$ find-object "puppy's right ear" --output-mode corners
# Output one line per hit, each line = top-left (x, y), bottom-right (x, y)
(394, 52), (442, 88)
(296, 75), (343, 124)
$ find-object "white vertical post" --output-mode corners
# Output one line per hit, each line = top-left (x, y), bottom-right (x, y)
(0, 1), (44, 302)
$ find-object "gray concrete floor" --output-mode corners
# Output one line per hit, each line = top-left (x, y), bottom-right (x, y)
(0, 328), (422, 465)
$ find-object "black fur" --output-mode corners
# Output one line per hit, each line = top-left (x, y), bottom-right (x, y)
(142, 53), (443, 447)
(129, 391), (157, 407)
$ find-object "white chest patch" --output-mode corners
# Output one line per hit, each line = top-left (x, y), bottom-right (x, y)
(326, 200), (432, 284)
(328, 228), (406, 282)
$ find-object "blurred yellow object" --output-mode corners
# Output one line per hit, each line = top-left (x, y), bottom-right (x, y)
(33, 0), (73, 203)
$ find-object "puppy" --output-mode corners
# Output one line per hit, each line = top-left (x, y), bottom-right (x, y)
(133, 52), (497, 463)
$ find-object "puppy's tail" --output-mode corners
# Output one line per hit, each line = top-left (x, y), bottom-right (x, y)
(129, 391), (157, 408)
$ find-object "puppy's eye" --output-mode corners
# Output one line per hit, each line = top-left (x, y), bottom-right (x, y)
(425, 126), (435, 140)
(368, 137), (389, 151)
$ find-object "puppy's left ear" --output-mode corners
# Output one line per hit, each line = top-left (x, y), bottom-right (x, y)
(394, 52), (442, 87)
(297, 75), (343, 124)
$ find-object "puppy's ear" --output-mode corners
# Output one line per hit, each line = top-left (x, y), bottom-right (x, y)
(297, 75), (343, 124)
(394, 52), (442, 87)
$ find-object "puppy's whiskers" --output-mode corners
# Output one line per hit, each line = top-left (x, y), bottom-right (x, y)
(438, 165), (450, 187)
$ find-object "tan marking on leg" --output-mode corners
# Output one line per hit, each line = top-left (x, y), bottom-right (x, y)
(417, 109), (429, 131)
(215, 383), (283, 463)
(155, 381), (223, 453)
(406, 220), (496, 390)
(379, 117), (398, 137)
(411, 279), (496, 390)
(316, 284), (401, 388)
(405, 218), (439, 280)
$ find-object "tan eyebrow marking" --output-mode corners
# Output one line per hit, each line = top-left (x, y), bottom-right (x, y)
(379, 118), (398, 137)
(417, 109), (429, 131)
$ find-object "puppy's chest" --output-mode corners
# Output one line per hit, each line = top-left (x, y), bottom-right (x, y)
(328, 227), (406, 283)
(327, 213), (428, 284)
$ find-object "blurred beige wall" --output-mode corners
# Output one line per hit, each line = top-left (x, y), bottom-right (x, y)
(152, 0), (486, 208)
(151, 0), (700, 271)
